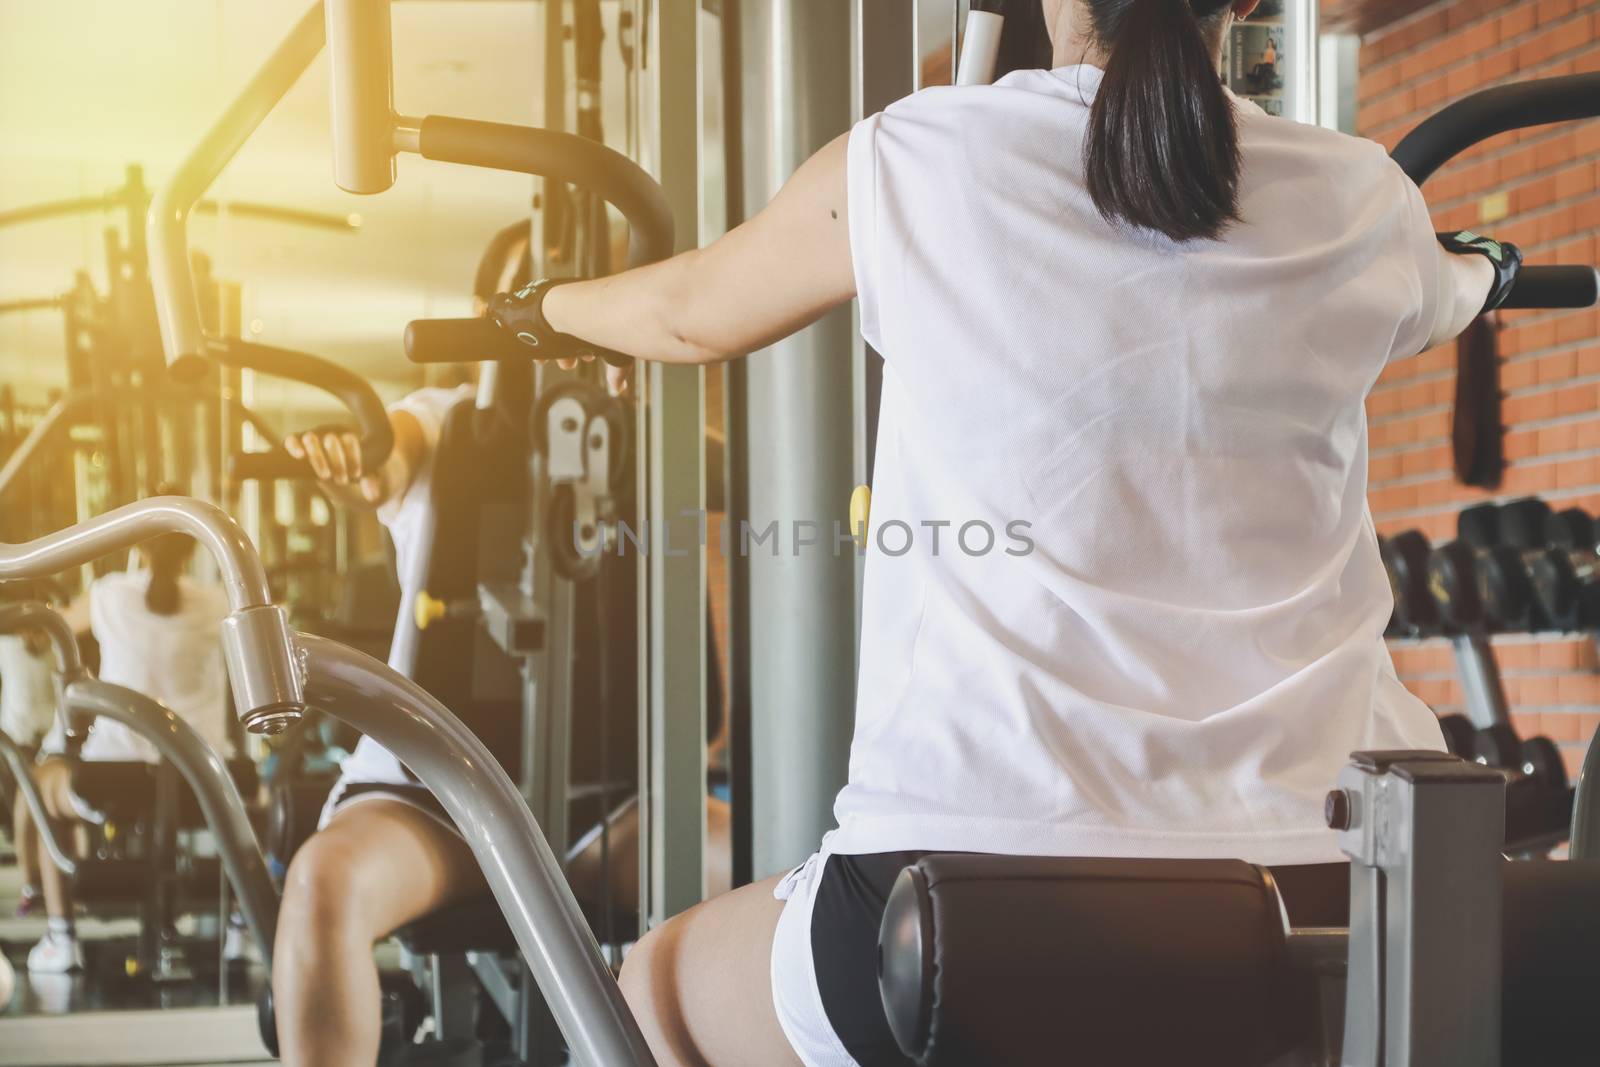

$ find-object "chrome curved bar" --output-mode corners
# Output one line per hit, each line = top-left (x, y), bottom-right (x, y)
(0, 499), (306, 731)
(299, 634), (656, 1067)
(0, 729), (75, 876)
(0, 601), (84, 680)
(149, 3), (325, 378)
(0, 498), (267, 610)
(63, 678), (278, 966)
(0, 599), (88, 740)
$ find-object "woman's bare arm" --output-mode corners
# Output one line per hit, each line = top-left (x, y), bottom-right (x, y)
(1426, 247), (1496, 351)
(543, 133), (857, 365)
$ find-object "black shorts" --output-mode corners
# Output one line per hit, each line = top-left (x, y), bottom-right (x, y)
(807, 852), (1351, 1067)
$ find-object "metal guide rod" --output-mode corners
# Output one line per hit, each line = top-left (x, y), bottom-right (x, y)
(641, 0), (708, 930)
(299, 634), (657, 1067)
(1450, 632), (1512, 728)
(739, 0), (859, 881)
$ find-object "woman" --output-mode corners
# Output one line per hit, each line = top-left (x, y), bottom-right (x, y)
(24, 532), (231, 973)
(489, 0), (1513, 1064)
(271, 228), (731, 1067)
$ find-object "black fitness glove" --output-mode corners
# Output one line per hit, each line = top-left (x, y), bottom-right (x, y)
(488, 279), (632, 368)
(1438, 230), (1524, 316)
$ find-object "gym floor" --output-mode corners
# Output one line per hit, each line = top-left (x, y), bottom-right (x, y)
(0, 854), (274, 1065)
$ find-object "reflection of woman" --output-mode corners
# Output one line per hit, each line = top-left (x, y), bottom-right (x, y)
(269, 227), (731, 1067)
(3, 625), (57, 918)
(22, 534), (230, 973)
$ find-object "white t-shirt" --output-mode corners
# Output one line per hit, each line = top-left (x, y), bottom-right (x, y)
(43, 571), (232, 763)
(0, 634), (57, 746)
(830, 67), (1444, 866)
(332, 385), (474, 793)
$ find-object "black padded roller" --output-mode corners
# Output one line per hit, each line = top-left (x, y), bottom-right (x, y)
(877, 855), (1303, 1066)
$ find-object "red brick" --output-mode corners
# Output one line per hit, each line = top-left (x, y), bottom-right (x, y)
(1516, 174), (1562, 213)
(1555, 161), (1597, 201)
(1537, 205), (1580, 244)
(1537, 0), (1577, 26)
(1543, 708), (1585, 740)
(1481, 45), (1521, 82)
(1501, 5), (1539, 40)
(1520, 22), (1583, 67)
(1555, 308), (1600, 345)
(1536, 131), (1581, 171)
(1555, 381), (1599, 416)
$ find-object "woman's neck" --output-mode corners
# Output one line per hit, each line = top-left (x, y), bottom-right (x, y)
(1049, 11), (1230, 74)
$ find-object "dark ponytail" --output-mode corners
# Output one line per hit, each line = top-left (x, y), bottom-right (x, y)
(144, 533), (195, 616)
(1084, 0), (1242, 242)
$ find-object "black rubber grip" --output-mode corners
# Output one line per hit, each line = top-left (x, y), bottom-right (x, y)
(1502, 265), (1600, 310)
(404, 317), (632, 368)
(206, 339), (394, 476)
(229, 450), (313, 483)
(1394, 73), (1600, 186)
(418, 115), (675, 269)
(405, 318), (527, 363)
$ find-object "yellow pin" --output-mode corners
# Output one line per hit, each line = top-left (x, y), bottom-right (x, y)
(414, 591), (448, 631)
(849, 484), (872, 551)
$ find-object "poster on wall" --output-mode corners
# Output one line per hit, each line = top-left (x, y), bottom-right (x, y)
(1225, 2), (1287, 117)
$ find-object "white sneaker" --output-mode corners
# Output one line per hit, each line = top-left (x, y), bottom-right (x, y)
(223, 921), (256, 964)
(26, 933), (84, 974)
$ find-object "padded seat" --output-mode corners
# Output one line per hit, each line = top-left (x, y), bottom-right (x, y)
(69, 760), (156, 819)
(878, 855), (1312, 1067)
(397, 894), (518, 955)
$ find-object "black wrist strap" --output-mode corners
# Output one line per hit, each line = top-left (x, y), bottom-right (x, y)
(1437, 230), (1524, 315)
(505, 278), (578, 351)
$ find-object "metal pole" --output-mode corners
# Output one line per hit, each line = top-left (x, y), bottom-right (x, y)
(639, 0), (708, 925)
(299, 635), (656, 1067)
(324, 0), (397, 193)
(737, 0), (859, 879)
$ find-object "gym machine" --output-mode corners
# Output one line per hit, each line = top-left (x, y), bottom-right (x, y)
(0, 599), (276, 984)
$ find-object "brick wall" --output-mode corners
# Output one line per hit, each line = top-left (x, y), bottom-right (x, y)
(1357, 0), (1600, 774)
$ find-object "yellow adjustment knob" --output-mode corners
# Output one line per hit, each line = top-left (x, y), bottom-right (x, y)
(415, 591), (447, 632)
(849, 484), (872, 551)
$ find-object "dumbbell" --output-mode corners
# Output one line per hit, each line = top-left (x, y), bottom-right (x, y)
(1426, 538), (1533, 633)
(1470, 722), (1525, 769)
(1382, 530), (1443, 637)
(1426, 502), (1533, 634)
(1543, 506), (1600, 628)
(1519, 734), (1570, 792)
(1438, 713), (1476, 757)
(1497, 498), (1583, 632)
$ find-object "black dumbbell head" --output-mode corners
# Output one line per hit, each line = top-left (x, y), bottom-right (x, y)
(1458, 502), (1503, 549)
(1499, 498), (1554, 550)
(1528, 548), (1581, 633)
(1385, 530), (1440, 635)
(1472, 723), (1523, 768)
(1438, 714), (1476, 757)
(1545, 507), (1596, 551)
(1519, 735), (1569, 791)
(1427, 540), (1484, 629)
(1482, 545), (1534, 633)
